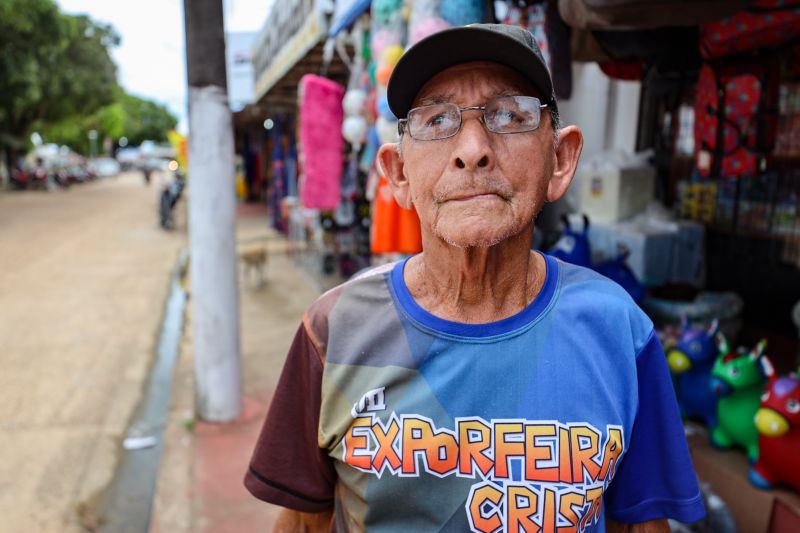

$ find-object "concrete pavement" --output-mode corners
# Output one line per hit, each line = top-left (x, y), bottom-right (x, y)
(0, 172), (186, 531)
(151, 209), (323, 532)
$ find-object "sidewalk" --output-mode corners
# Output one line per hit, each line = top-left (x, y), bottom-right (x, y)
(151, 209), (322, 532)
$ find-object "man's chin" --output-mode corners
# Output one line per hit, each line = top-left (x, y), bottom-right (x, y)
(432, 224), (517, 249)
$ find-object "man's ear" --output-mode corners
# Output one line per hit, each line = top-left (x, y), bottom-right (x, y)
(547, 125), (583, 203)
(377, 142), (413, 209)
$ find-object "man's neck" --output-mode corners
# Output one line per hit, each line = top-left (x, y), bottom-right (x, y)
(403, 228), (544, 324)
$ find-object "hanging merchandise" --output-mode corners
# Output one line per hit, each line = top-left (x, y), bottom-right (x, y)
(557, 0), (750, 30)
(693, 59), (779, 179)
(270, 117), (287, 231)
(343, 115), (369, 147)
(371, 176), (401, 253)
(440, 0), (485, 26)
(700, 1), (800, 60)
(370, 0), (405, 66)
(370, 176), (422, 254)
(376, 116), (399, 144)
(299, 74), (345, 210)
(396, 202), (423, 253)
(408, 0), (451, 45)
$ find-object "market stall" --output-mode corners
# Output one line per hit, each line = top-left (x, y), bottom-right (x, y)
(246, 2), (800, 526)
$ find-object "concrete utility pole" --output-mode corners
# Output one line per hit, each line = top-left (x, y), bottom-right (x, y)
(183, 0), (242, 422)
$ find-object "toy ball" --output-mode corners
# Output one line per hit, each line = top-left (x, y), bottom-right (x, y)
(381, 45), (404, 67)
(376, 63), (394, 88)
(441, 0), (485, 26)
(343, 89), (368, 116)
(377, 93), (396, 120)
(409, 17), (451, 45)
(376, 116), (399, 144)
(372, 0), (403, 26)
(342, 115), (368, 146)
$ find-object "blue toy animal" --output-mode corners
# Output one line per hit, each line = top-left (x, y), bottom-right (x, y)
(667, 316), (720, 427)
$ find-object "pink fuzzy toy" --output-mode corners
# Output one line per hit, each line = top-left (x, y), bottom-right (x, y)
(299, 74), (345, 210)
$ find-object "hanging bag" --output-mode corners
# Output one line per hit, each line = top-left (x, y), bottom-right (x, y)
(694, 58), (780, 178)
(700, 0), (800, 60)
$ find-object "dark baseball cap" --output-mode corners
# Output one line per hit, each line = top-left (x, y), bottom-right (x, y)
(387, 23), (557, 119)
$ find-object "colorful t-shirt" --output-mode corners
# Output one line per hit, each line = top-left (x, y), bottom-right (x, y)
(246, 254), (706, 532)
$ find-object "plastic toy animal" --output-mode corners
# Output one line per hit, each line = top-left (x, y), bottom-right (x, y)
(667, 317), (719, 427)
(749, 367), (800, 491)
(709, 337), (769, 463)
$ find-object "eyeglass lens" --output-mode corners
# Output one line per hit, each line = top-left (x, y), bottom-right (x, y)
(407, 96), (543, 140)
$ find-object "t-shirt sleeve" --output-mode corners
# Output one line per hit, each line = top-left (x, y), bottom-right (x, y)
(604, 330), (706, 524)
(244, 323), (336, 512)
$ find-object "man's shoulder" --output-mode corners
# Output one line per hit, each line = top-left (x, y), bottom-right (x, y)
(551, 257), (653, 352)
(303, 262), (397, 358)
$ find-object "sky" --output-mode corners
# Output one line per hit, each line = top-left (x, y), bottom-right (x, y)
(57, 0), (274, 134)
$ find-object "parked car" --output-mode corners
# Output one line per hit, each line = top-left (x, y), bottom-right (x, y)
(89, 157), (121, 178)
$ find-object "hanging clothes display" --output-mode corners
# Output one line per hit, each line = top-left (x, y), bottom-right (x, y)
(299, 74), (346, 210)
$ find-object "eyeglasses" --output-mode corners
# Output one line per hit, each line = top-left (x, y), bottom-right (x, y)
(398, 95), (548, 141)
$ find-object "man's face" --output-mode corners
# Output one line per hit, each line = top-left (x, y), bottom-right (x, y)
(399, 61), (555, 249)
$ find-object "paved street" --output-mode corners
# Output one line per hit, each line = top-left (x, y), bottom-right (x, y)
(0, 173), (186, 531)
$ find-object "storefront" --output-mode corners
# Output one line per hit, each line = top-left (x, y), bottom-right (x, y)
(246, 2), (800, 527)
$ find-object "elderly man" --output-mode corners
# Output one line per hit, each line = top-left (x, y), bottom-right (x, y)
(246, 24), (705, 532)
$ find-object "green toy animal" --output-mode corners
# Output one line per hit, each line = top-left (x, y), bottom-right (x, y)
(709, 336), (770, 463)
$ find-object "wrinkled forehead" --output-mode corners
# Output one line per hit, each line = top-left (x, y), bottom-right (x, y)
(411, 61), (540, 108)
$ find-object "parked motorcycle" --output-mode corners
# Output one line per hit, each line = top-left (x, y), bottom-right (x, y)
(159, 169), (185, 230)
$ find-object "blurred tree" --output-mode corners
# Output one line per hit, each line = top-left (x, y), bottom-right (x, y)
(117, 93), (178, 147)
(0, 0), (118, 165)
(42, 91), (178, 154)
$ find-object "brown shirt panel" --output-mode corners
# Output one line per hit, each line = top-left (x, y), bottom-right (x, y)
(244, 321), (336, 512)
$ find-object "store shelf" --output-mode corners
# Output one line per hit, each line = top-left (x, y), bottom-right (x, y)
(687, 425), (800, 532)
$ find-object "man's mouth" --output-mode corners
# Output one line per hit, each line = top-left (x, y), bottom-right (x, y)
(443, 192), (503, 203)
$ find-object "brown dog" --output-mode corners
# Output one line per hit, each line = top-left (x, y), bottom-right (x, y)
(239, 244), (268, 288)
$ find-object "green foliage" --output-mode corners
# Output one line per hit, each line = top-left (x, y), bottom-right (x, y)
(41, 91), (178, 154)
(118, 93), (178, 146)
(0, 0), (178, 156)
(0, 0), (119, 150)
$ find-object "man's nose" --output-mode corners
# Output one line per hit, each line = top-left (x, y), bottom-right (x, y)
(452, 114), (494, 171)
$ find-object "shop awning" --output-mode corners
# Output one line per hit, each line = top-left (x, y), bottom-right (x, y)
(329, 0), (371, 37)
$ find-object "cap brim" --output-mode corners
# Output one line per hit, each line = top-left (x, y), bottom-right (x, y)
(387, 26), (555, 119)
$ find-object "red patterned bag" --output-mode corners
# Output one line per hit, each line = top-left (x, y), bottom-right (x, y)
(701, 0), (800, 59)
(694, 60), (779, 178)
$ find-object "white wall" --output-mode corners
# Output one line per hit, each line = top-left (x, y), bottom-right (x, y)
(550, 63), (642, 216)
(558, 63), (641, 159)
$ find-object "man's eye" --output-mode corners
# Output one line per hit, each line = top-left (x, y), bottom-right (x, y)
(425, 114), (448, 127)
(491, 109), (526, 126)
